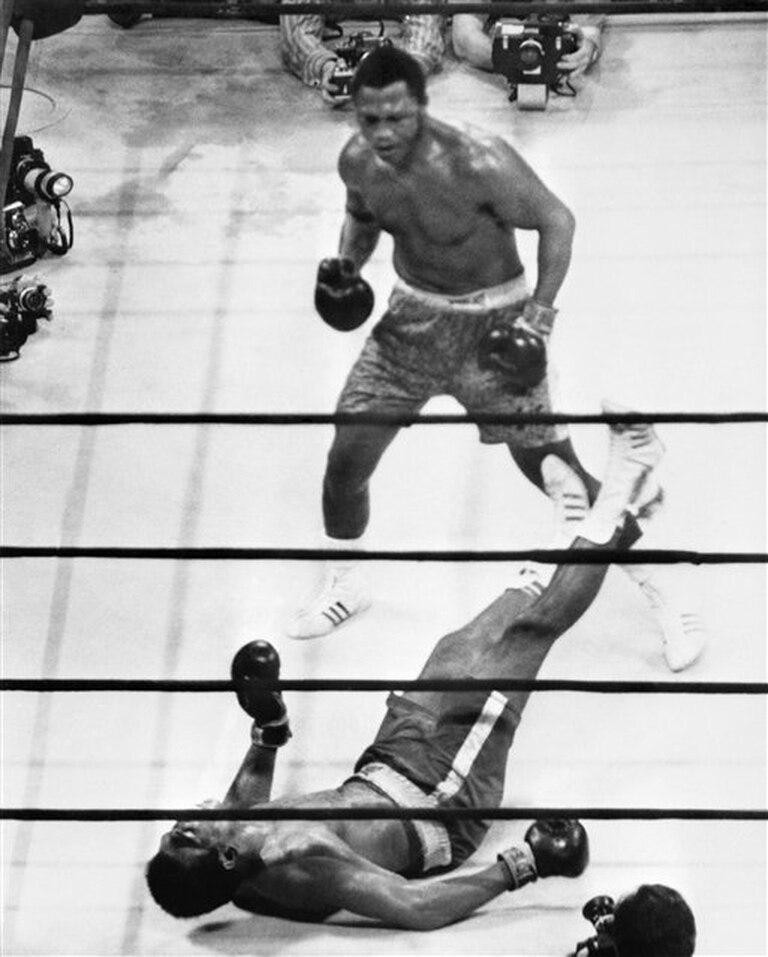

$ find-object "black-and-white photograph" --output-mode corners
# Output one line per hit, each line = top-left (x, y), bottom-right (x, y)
(1, 0), (766, 954)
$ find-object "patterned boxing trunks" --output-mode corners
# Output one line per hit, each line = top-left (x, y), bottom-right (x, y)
(349, 689), (520, 876)
(337, 273), (566, 447)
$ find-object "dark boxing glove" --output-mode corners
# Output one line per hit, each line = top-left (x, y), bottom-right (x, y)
(477, 299), (556, 393)
(525, 818), (589, 879)
(231, 640), (291, 748)
(315, 257), (374, 332)
(497, 818), (588, 891)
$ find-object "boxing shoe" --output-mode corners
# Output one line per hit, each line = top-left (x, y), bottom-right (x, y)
(542, 453), (590, 538)
(622, 564), (707, 671)
(576, 402), (665, 543)
(509, 562), (547, 598)
(286, 565), (371, 640)
(508, 455), (592, 594)
(600, 399), (665, 505)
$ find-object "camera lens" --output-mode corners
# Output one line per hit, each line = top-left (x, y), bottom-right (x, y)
(519, 39), (544, 70)
(18, 286), (47, 313)
(39, 171), (74, 200)
(21, 167), (74, 202)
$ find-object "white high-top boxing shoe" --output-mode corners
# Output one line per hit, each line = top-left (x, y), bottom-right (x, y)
(599, 402), (707, 671)
(508, 454), (595, 595)
(286, 564), (371, 640)
(538, 409), (705, 671)
(620, 562), (706, 671)
(585, 400), (665, 540)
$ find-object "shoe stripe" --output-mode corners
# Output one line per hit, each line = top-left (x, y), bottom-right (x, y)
(324, 602), (351, 626)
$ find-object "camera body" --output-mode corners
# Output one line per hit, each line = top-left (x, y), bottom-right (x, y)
(1, 136), (74, 275)
(574, 896), (618, 956)
(492, 15), (579, 109)
(0, 280), (51, 360)
(328, 35), (392, 98)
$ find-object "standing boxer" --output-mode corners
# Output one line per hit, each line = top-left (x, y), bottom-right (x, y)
(291, 45), (704, 673)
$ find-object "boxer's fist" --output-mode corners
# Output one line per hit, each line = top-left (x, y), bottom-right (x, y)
(525, 818), (589, 878)
(315, 258), (374, 332)
(478, 321), (547, 393)
(231, 640), (291, 747)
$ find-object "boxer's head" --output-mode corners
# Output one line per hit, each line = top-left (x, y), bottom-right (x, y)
(351, 47), (427, 167)
(613, 885), (696, 956)
(573, 885), (696, 956)
(146, 819), (241, 917)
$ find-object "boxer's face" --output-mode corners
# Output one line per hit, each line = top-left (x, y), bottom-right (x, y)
(354, 82), (423, 166)
(160, 818), (227, 861)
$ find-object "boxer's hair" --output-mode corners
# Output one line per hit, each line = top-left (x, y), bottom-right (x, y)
(614, 885), (696, 956)
(146, 847), (238, 918)
(350, 46), (427, 105)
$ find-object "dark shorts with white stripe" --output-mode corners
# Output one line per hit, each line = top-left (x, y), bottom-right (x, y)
(354, 690), (519, 871)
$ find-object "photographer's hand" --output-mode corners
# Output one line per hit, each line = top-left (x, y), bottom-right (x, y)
(558, 25), (602, 77)
(320, 60), (351, 107)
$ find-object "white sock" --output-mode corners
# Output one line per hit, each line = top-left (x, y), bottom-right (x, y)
(324, 532), (367, 579)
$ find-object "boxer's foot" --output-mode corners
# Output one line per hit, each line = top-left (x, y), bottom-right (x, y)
(623, 565), (707, 672)
(286, 566), (371, 639)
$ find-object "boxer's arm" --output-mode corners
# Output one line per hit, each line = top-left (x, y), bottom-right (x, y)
(487, 143), (575, 307)
(338, 186), (381, 270)
(251, 854), (514, 929)
(222, 743), (279, 807)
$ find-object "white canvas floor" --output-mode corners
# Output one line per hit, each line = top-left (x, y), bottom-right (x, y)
(1, 12), (766, 956)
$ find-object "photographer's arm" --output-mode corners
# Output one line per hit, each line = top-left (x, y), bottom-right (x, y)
(559, 16), (605, 76)
(451, 13), (494, 70)
(279, 4), (339, 88)
(400, 9), (446, 76)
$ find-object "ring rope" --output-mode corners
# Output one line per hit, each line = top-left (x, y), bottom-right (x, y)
(1, 411), (766, 427)
(2, 546), (765, 564)
(83, 0), (768, 17)
(2, 677), (767, 694)
(2, 806), (766, 821)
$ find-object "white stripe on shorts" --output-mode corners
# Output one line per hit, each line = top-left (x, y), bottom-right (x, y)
(431, 691), (508, 803)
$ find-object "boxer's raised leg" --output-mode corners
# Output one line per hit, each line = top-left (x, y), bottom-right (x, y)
(405, 531), (621, 719)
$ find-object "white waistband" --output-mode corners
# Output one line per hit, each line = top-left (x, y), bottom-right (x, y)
(392, 273), (529, 312)
(351, 762), (452, 872)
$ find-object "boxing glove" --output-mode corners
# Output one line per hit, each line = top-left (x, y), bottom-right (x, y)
(497, 818), (589, 890)
(478, 321), (547, 393)
(315, 257), (374, 332)
(525, 818), (589, 878)
(478, 298), (556, 392)
(231, 640), (291, 748)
